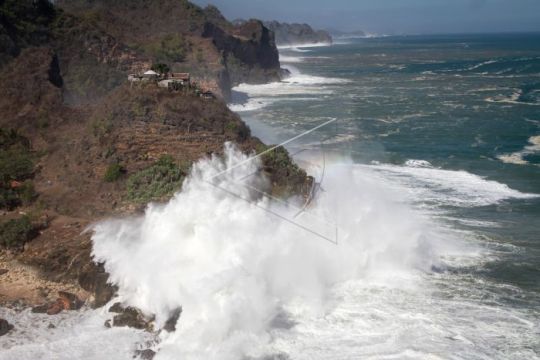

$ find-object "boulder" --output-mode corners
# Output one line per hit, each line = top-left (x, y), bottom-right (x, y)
(163, 307), (182, 332)
(0, 319), (14, 336)
(78, 263), (117, 308)
(134, 349), (156, 360)
(58, 291), (83, 310)
(108, 304), (154, 331)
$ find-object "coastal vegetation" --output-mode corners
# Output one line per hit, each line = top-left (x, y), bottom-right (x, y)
(126, 155), (190, 203)
(0, 129), (36, 210)
(0, 215), (37, 249)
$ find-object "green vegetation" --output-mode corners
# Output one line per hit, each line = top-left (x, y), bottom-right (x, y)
(126, 155), (190, 203)
(90, 115), (114, 139)
(0, 129), (36, 209)
(151, 63), (170, 75)
(256, 144), (309, 197)
(0, 216), (37, 249)
(104, 163), (124, 182)
(143, 34), (189, 63)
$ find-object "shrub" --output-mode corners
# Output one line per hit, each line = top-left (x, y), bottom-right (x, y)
(0, 129), (35, 209)
(0, 216), (37, 249)
(104, 163), (124, 182)
(151, 63), (170, 75)
(126, 155), (189, 203)
(143, 34), (188, 63)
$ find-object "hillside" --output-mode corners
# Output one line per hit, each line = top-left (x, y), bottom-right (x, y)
(263, 21), (333, 46)
(56, 0), (283, 100)
(0, 1), (311, 309)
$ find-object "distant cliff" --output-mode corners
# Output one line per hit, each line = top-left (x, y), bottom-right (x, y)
(263, 21), (333, 46)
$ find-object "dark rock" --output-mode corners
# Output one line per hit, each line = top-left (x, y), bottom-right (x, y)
(0, 269), (8, 276)
(48, 323), (56, 329)
(32, 304), (49, 313)
(112, 306), (154, 331)
(203, 20), (282, 86)
(163, 307), (182, 332)
(46, 299), (65, 315)
(78, 264), (117, 308)
(0, 319), (14, 336)
(134, 349), (156, 360)
(109, 302), (124, 313)
(58, 291), (83, 310)
(104, 319), (111, 328)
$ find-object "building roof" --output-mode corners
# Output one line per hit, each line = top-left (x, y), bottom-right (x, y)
(170, 73), (190, 80)
(144, 70), (159, 75)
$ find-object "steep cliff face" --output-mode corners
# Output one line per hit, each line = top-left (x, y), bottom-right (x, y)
(263, 21), (333, 46)
(203, 20), (282, 86)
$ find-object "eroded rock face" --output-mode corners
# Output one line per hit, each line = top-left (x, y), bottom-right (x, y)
(31, 291), (83, 315)
(78, 263), (117, 309)
(203, 20), (282, 85)
(0, 319), (14, 336)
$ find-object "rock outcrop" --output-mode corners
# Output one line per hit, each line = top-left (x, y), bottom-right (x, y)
(107, 303), (154, 331)
(263, 21), (333, 46)
(203, 20), (281, 86)
(0, 319), (14, 336)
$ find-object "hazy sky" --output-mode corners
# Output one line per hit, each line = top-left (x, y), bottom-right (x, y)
(192, 0), (540, 35)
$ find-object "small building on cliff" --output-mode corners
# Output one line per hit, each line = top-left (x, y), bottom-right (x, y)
(169, 73), (191, 86)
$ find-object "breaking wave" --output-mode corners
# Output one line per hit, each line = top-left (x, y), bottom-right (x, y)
(1, 147), (538, 360)
(498, 135), (540, 165)
(229, 66), (349, 112)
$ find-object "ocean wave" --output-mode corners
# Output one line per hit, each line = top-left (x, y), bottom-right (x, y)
(364, 162), (538, 208)
(279, 55), (304, 63)
(277, 42), (332, 51)
(230, 66), (348, 111)
(498, 135), (540, 165)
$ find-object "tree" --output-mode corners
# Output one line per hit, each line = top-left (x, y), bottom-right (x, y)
(151, 63), (170, 75)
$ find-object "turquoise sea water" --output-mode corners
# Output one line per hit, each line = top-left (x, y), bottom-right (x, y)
(231, 33), (540, 356)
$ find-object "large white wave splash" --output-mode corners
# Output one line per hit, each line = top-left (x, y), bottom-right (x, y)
(90, 144), (445, 360)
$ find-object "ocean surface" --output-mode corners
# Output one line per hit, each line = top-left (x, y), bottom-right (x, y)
(1, 33), (539, 360)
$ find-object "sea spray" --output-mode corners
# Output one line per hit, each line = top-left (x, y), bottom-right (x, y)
(90, 144), (443, 359)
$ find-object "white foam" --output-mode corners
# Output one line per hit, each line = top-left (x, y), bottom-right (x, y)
(3, 149), (538, 359)
(363, 162), (538, 208)
(0, 307), (152, 360)
(279, 55), (304, 63)
(277, 42), (332, 51)
(498, 135), (540, 165)
(230, 66), (349, 112)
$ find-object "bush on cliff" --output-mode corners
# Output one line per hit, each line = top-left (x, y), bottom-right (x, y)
(143, 34), (189, 63)
(0, 216), (38, 249)
(126, 155), (190, 203)
(103, 163), (124, 183)
(0, 129), (36, 209)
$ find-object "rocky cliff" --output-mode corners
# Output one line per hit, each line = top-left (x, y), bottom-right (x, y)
(55, 0), (284, 100)
(0, 0), (310, 308)
(263, 21), (333, 46)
